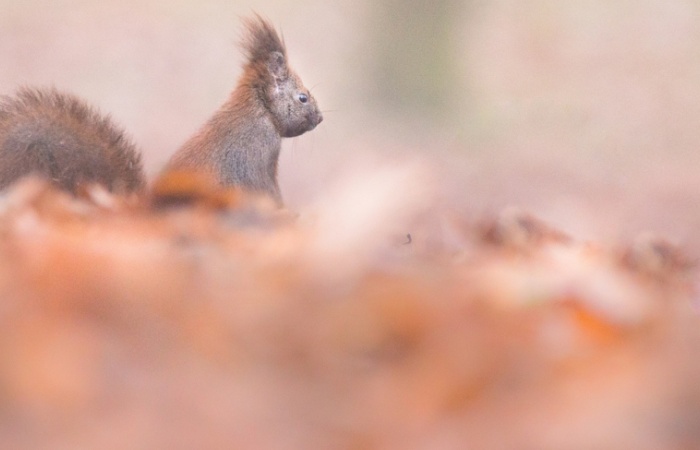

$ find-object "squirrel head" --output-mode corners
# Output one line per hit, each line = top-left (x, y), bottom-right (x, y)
(241, 15), (323, 138)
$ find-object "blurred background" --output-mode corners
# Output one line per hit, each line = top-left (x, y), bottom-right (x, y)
(0, 0), (699, 251)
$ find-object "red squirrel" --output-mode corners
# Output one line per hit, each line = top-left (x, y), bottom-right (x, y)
(0, 88), (145, 194)
(0, 15), (319, 203)
(164, 15), (323, 206)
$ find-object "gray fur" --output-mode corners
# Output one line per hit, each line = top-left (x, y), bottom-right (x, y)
(166, 15), (322, 206)
(0, 87), (145, 194)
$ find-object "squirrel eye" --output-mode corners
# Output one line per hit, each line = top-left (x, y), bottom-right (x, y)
(297, 93), (308, 104)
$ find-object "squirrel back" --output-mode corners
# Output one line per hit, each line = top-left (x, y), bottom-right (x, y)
(0, 88), (145, 194)
(165, 15), (323, 205)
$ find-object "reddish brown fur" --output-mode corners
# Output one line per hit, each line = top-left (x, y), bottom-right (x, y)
(165, 15), (323, 206)
(0, 88), (145, 194)
(240, 13), (287, 64)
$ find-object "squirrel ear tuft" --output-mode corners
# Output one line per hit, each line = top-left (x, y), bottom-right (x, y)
(267, 51), (288, 80)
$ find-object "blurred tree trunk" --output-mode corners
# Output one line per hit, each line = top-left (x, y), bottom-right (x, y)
(369, 0), (465, 125)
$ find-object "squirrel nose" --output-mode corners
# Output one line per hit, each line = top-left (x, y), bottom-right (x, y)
(315, 112), (323, 126)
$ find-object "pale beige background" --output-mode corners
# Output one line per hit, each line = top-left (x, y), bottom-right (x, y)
(1, 0), (699, 251)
